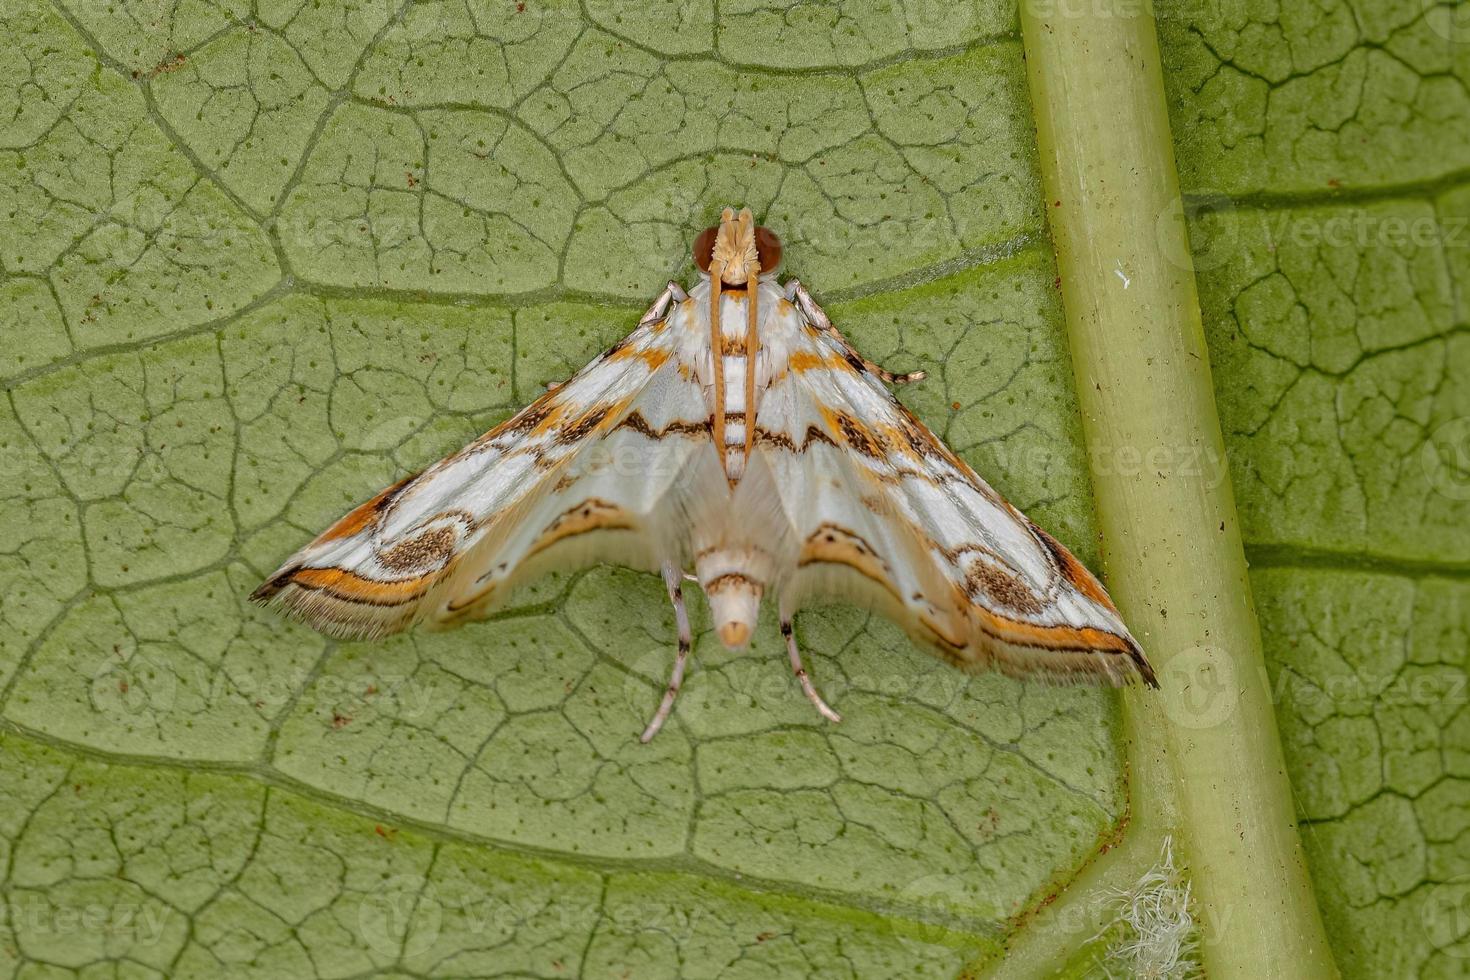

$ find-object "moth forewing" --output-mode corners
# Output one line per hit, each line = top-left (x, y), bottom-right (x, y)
(253, 205), (1155, 740)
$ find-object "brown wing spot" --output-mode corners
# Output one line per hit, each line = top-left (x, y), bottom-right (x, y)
(617, 411), (657, 438)
(758, 427), (797, 452)
(461, 395), (559, 454)
(802, 424), (837, 449)
(527, 498), (635, 557)
(615, 411), (711, 440)
(317, 470), (420, 542)
(1030, 523), (1118, 612)
(498, 396), (558, 439)
(798, 523), (901, 601)
(963, 560), (1044, 614)
(556, 403), (616, 444)
(377, 526), (458, 573)
(897, 416), (932, 458)
(831, 410), (886, 458)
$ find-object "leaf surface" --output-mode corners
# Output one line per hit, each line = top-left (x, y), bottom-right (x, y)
(0, 0), (1464, 976)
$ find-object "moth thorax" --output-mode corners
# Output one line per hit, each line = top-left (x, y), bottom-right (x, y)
(696, 552), (766, 651)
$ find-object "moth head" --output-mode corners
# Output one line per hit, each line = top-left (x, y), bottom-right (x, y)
(694, 206), (782, 287)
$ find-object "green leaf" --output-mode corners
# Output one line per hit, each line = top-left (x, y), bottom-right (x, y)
(1156, 3), (1470, 975)
(0, 0), (1464, 977)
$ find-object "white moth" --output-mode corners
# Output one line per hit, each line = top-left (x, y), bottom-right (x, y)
(253, 207), (1155, 741)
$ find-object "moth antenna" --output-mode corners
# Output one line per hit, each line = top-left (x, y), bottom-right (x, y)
(709, 261), (726, 480)
(743, 262), (760, 460)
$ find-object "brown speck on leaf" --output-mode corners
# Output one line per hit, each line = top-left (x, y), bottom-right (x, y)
(140, 53), (187, 80)
(1327, 178), (1341, 189)
(118, 680), (129, 693)
(374, 824), (398, 840)
(516, 1), (526, 10)
(332, 712), (351, 729)
(406, 171), (418, 188)
(951, 401), (962, 411)
(1052, 200), (1061, 207)
(755, 932), (776, 943)
(1053, 276), (1062, 289)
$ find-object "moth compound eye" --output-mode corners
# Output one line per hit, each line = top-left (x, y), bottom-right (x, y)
(755, 226), (782, 272)
(693, 226), (718, 273)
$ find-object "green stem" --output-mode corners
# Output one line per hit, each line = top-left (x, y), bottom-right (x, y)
(1015, 3), (1337, 977)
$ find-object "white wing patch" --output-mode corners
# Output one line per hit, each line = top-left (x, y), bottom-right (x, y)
(253, 207), (1155, 740)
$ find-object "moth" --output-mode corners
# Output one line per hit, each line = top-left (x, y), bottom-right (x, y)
(253, 207), (1156, 741)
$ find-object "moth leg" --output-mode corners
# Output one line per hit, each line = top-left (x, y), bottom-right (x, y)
(780, 617), (842, 724)
(784, 279), (926, 385)
(638, 280), (687, 328)
(640, 562), (694, 743)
